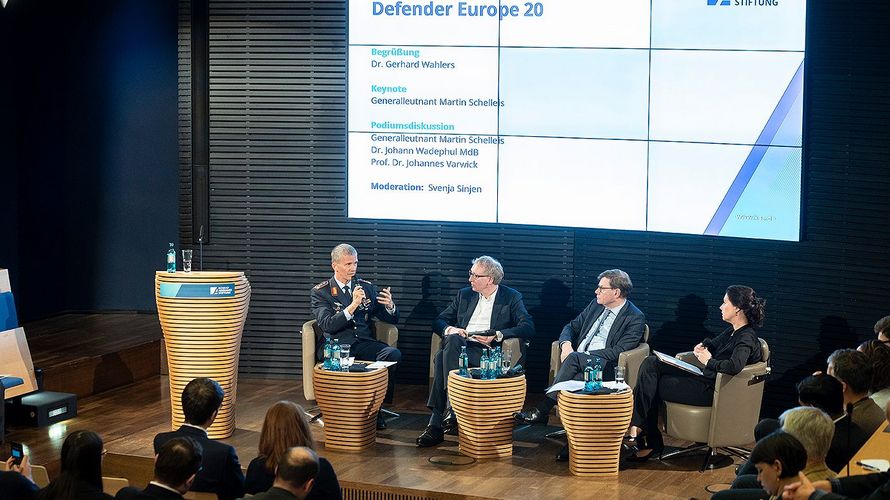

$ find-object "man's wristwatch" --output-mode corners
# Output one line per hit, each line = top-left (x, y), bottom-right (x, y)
(495, 330), (503, 342)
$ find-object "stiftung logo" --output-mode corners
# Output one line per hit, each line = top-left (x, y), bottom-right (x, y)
(708, 0), (781, 6)
(210, 287), (218, 294)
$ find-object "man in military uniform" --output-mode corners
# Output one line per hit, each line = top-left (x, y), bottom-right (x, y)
(310, 243), (401, 428)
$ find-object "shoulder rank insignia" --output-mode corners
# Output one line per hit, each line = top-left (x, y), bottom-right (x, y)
(313, 280), (329, 290)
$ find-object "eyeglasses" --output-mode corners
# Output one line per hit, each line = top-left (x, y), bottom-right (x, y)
(595, 286), (615, 291)
(468, 271), (490, 279)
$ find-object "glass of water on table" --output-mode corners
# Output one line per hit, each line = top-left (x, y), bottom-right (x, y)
(340, 344), (352, 372)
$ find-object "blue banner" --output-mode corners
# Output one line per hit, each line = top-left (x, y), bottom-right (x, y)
(159, 283), (236, 298)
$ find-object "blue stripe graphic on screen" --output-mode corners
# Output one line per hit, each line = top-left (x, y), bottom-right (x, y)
(707, 0), (731, 5)
(704, 61), (803, 237)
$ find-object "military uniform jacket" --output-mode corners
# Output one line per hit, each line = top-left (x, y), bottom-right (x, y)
(311, 276), (399, 344)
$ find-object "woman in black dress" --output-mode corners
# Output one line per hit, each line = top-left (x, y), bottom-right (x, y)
(245, 401), (341, 499)
(627, 285), (765, 461)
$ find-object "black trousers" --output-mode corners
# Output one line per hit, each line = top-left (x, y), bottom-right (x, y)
(631, 355), (715, 449)
(427, 334), (486, 415)
(317, 337), (401, 404)
(547, 351), (616, 399)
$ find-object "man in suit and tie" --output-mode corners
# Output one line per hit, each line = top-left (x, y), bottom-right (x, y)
(416, 255), (535, 447)
(250, 447), (319, 500)
(115, 437), (203, 499)
(153, 378), (244, 500)
(311, 243), (402, 428)
(514, 269), (645, 430)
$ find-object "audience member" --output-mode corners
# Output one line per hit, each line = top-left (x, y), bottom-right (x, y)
(826, 349), (886, 437)
(857, 339), (890, 411)
(115, 437), (203, 499)
(36, 430), (113, 500)
(874, 315), (890, 343)
(153, 377), (244, 500)
(1, 454), (38, 500)
(717, 432), (807, 500)
(245, 401), (341, 499)
(781, 471), (890, 500)
(250, 447), (320, 500)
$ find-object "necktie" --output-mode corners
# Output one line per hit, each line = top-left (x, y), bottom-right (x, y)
(343, 284), (352, 299)
(578, 309), (611, 353)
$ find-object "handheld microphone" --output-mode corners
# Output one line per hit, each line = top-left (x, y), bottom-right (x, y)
(353, 277), (372, 309)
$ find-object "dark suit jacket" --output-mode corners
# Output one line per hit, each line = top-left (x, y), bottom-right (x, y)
(0, 470), (38, 500)
(821, 471), (890, 500)
(558, 299), (645, 363)
(153, 426), (244, 500)
(251, 486), (301, 500)
(115, 484), (184, 499)
(311, 276), (399, 344)
(433, 285), (535, 341)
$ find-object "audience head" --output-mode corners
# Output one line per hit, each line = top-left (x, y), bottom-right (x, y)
(874, 316), (890, 343)
(41, 430), (105, 499)
(154, 437), (203, 493)
(471, 256), (504, 285)
(259, 401), (315, 474)
(723, 285), (766, 328)
(181, 377), (224, 427)
(750, 431), (808, 496)
(780, 406), (835, 464)
(274, 446), (319, 498)
(796, 374), (845, 418)
(597, 269), (632, 298)
(857, 339), (890, 395)
(827, 349), (872, 398)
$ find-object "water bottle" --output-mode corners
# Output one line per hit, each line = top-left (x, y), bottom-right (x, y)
(583, 357), (595, 392)
(330, 340), (341, 371)
(458, 346), (469, 377)
(593, 357), (603, 390)
(480, 349), (490, 380)
(492, 347), (502, 379)
(322, 338), (332, 370)
(166, 242), (176, 273)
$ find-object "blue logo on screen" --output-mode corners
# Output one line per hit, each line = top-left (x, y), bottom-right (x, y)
(708, 0), (781, 6)
(708, 0), (731, 5)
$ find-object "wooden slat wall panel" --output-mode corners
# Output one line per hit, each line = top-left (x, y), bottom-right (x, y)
(178, 1), (890, 410)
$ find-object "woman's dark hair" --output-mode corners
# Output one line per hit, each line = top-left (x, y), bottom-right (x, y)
(858, 339), (890, 393)
(750, 431), (807, 479)
(726, 285), (766, 328)
(37, 430), (104, 500)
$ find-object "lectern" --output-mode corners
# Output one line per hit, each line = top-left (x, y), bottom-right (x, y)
(155, 271), (250, 438)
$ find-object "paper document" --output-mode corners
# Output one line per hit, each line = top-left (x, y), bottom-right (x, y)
(545, 380), (629, 395)
(654, 351), (704, 376)
(366, 361), (398, 369)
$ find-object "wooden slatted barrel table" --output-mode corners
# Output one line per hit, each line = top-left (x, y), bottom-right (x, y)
(558, 388), (633, 477)
(155, 271), (250, 439)
(447, 370), (526, 459)
(314, 364), (388, 452)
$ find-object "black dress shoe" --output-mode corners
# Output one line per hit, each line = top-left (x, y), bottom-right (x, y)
(555, 444), (569, 462)
(624, 445), (663, 463)
(513, 407), (548, 425)
(416, 426), (444, 447)
(442, 411), (458, 435)
(377, 413), (387, 430)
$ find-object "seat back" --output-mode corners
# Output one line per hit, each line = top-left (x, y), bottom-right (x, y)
(707, 338), (770, 447)
(102, 476), (130, 495)
(548, 324), (649, 386)
(31, 464), (50, 488)
(303, 319), (398, 402)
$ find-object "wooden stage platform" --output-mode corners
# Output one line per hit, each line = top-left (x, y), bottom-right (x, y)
(5, 312), (740, 499)
(6, 376), (740, 499)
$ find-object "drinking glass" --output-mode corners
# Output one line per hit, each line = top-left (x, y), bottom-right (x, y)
(340, 344), (351, 372)
(614, 365), (626, 386)
(501, 349), (512, 375)
(181, 249), (193, 272)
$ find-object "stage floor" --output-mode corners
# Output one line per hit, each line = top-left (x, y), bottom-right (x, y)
(6, 376), (740, 499)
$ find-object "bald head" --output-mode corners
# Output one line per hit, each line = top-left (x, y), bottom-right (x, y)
(274, 446), (319, 496)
